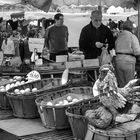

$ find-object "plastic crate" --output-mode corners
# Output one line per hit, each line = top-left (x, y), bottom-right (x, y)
(35, 86), (93, 130)
(7, 78), (69, 118)
(65, 97), (100, 140)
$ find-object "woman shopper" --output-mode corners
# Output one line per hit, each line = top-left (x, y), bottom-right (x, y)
(114, 21), (140, 88)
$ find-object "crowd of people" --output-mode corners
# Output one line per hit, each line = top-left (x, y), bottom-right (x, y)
(0, 10), (139, 88)
(42, 10), (140, 88)
(0, 16), (54, 66)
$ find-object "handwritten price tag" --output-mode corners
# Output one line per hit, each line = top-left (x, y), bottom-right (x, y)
(26, 70), (41, 81)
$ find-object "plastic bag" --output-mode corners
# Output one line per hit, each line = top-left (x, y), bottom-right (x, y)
(99, 46), (111, 66)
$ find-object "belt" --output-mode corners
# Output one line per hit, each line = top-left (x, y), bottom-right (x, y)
(116, 52), (135, 57)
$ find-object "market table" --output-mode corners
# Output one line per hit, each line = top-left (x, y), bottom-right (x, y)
(1, 66), (99, 80)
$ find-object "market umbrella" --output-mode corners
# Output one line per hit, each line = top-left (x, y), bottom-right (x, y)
(0, 0), (52, 13)
(21, 0), (52, 13)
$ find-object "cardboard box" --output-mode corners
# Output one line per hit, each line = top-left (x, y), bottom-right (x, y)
(56, 55), (68, 62)
(65, 61), (82, 69)
(49, 62), (66, 69)
(82, 59), (99, 67)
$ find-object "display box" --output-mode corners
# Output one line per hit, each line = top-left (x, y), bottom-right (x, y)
(65, 61), (82, 69)
(56, 55), (68, 62)
(82, 59), (99, 67)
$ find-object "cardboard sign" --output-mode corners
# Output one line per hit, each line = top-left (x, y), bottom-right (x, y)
(28, 38), (44, 53)
(26, 70), (41, 81)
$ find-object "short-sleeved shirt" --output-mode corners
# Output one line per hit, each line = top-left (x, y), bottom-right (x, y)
(44, 24), (69, 53)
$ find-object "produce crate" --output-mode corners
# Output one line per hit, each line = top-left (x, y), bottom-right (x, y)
(65, 97), (100, 140)
(7, 78), (69, 118)
(35, 86), (93, 130)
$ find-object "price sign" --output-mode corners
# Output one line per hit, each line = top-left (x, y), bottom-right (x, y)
(26, 70), (41, 81)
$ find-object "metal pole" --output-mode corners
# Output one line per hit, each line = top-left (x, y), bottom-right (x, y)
(138, 0), (140, 42)
(100, 0), (102, 6)
(98, 0), (102, 11)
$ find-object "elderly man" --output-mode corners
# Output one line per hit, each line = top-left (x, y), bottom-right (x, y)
(79, 10), (115, 81)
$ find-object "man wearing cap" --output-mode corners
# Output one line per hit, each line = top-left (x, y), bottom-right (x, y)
(79, 10), (115, 81)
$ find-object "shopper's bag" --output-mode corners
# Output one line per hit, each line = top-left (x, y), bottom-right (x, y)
(99, 46), (111, 66)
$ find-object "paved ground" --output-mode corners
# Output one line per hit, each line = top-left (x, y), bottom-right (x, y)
(0, 109), (74, 140)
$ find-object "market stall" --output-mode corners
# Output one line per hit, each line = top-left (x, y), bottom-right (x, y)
(0, 1), (140, 140)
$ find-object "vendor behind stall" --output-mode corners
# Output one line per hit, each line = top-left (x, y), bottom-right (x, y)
(44, 13), (69, 61)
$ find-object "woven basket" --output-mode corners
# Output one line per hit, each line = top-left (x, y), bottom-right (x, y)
(35, 86), (93, 130)
(65, 97), (100, 140)
(7, 78), (69, 118)
(0, 77), (20, 109)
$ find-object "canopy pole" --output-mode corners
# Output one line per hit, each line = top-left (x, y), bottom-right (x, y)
(138, 0), (140, 42)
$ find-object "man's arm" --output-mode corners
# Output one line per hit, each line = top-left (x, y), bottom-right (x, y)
(66, 26), (69, 42)
(106, 27), (115, 51)
(44, 28), (50, 50)
(79, 28), (88, 52)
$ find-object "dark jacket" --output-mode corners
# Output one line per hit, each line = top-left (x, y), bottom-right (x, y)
(79, 22), (115, 59)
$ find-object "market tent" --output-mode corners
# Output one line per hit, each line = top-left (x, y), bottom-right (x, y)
(106, 5), (117, 14)
(86, 4), (93, 8)
(0, 0), (52, 12)
(69, 4), (77, 8)
(78, 5), (84, 8)
(115, 6), (124, 13)
(10, 11), (25, 19)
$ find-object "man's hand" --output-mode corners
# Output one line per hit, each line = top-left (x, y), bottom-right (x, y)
(95, 42), (103, 48)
